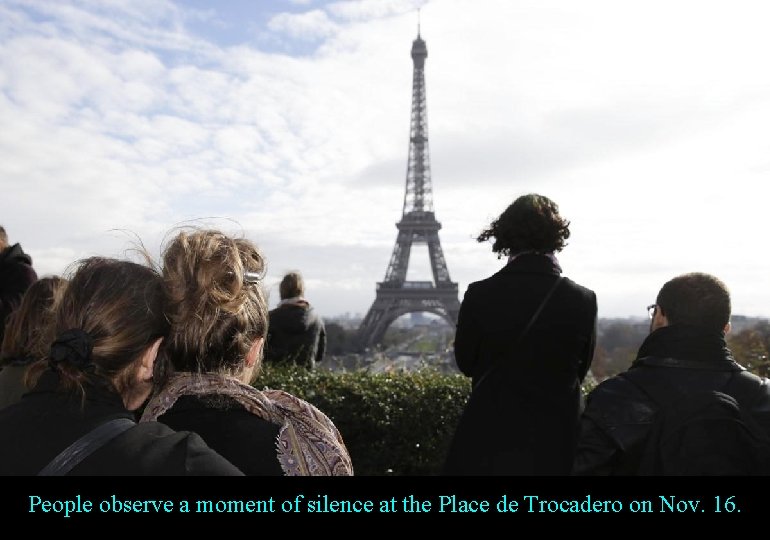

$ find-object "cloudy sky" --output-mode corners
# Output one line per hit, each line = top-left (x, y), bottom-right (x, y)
(2, 0), (769, 321)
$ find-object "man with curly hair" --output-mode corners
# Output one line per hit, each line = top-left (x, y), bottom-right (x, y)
(444, 194), (597, 475)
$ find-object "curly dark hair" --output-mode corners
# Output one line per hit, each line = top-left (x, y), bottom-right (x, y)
(477, 193), (570, 258)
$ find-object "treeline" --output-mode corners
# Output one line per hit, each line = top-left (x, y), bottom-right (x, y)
(592, 318), (770, 380)
(324, 318), (770, 380)
(325, 321), (453, 355)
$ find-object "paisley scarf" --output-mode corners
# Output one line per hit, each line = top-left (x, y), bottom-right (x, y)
(141, 372), (353, 476)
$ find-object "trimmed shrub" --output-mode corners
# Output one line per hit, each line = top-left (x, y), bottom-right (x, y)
(254, 365), (471, 476)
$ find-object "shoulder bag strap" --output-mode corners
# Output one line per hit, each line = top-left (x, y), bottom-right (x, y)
(472, 276), (563, 391)
(38, 417), (136, 476)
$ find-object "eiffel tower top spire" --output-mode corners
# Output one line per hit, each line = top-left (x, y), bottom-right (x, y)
(403, 27), (431, 215)
(417, 8), (421, 38)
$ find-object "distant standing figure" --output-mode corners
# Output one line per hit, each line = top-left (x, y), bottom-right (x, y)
(0, 276), (66, 410)
(265, 271), (326, 370)
(0, 226), (38, 346)
(444, 193), (597, 475)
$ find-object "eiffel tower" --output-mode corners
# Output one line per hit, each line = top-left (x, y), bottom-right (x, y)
(357, 29), (460, 350)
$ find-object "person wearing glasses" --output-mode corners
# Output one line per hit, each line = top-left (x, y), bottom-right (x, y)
(573, 272), (770, 475)
(444, 193), (597, 475)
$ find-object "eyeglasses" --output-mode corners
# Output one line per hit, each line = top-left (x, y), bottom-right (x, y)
(647, 304), (657, 319)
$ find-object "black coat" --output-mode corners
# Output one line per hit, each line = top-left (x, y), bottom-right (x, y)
(0, 243), (37, 346)
(574, 324), (770, 475)
(444, 254), (597, 475)
(0, 363), (28, 411)
(157, 395), (284, 476)
(0, 371), (242, 476)
(265, 301), (326, 369)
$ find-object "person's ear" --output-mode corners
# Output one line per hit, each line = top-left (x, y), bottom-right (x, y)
(651, 307), (669, 332)
(724, 321), (732, 334)
(245, 337), (264, 368)
(139, 337), (163, 382)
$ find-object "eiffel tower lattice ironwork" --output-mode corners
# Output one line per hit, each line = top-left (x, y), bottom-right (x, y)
(357, 30), (460, 350)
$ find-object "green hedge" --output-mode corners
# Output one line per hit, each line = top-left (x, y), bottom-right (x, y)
(254, 365), (471, 476)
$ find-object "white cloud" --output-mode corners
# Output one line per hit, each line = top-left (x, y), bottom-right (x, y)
(7, 0), (210, 53)
(327, 0), (425, 21)
(2, 0), (770, 321)
(267, 9), (338, 41)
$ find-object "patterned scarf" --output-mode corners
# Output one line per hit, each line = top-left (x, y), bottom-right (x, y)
(140, 372), (354, 476)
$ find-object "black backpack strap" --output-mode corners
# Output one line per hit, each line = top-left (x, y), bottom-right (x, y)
(38, 418), (136, 476)
(628, 366), (770, 474)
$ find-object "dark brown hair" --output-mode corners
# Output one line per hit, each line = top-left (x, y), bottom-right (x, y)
(1, 276), (66, 366)
(279, 271), (304, 300)
(656, 272), (731, 333)
(477, 193), (570, 258)
(26, 257), (169, 398)
(161, 229), (268, 376)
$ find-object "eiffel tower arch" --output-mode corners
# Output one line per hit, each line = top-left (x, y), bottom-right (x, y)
(357, 29), (460, 350)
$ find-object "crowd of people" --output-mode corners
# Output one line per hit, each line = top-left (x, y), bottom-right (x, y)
(1, 192), (769, 476)
(0, 227), (348, 476)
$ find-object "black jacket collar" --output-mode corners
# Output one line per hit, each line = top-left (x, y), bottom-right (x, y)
(634, 324), (738, 368)
(497, 253), (561, 277)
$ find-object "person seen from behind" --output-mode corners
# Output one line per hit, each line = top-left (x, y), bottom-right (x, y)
(0, 276), (66, 410)
(574, 272), (770, 475)
(265, 271), (326, 370)
(0, 257), (242, 476)
(142, 229), (352, 476)
(0, 226), (38, 346)
(444, 193), (597, 475)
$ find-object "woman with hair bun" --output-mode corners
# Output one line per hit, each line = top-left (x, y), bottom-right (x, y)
(0, 257), (242, 476)
(142, 229), (353, 476)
